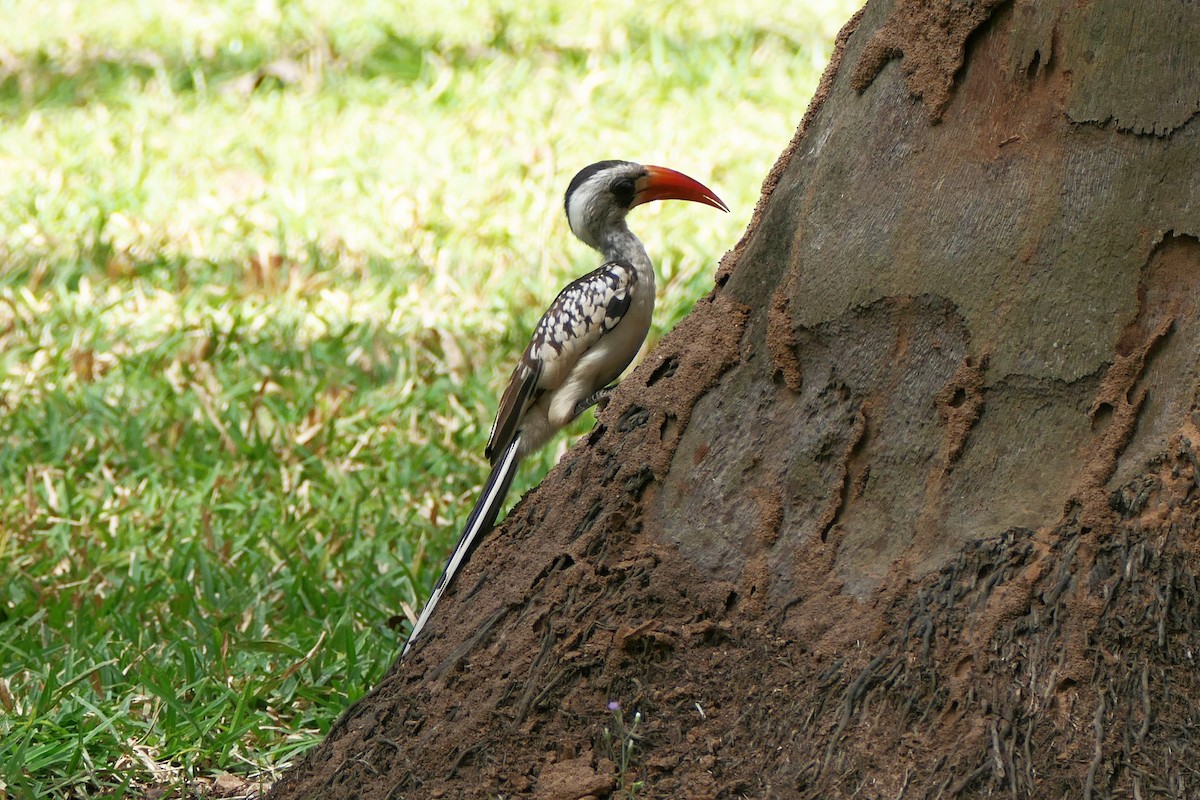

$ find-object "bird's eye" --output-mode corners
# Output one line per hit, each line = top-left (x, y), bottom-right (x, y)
(610, 178), (636, 205)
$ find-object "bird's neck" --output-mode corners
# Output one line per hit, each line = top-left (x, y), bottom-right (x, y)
(599, 223), (653, 283)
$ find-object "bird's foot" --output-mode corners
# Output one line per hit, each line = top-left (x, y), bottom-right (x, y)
(573, 385), (616, 418)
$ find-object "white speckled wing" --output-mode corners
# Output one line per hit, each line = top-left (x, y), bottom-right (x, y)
(485, 260), (637, 463)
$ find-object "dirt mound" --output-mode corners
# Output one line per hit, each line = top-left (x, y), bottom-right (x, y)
(265, 0), (1200, 795)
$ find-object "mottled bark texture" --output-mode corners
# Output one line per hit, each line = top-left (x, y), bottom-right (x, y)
(268, 0), (1200, 797)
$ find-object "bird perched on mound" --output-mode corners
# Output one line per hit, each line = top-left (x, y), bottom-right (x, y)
(402, 160), (727, 657)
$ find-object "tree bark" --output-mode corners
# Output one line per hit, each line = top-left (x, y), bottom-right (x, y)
(267, 0), (1200, 797)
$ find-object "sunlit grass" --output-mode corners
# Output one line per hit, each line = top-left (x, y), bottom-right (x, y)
(0, 0), (859, 796)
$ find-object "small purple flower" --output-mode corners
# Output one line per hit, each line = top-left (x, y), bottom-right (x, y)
(607, 700), (621, 712)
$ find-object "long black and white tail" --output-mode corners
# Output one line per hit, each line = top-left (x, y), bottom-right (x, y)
(401, 436), (522, 658)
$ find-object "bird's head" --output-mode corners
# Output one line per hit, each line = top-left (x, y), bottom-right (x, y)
(563, 160), (728, 251)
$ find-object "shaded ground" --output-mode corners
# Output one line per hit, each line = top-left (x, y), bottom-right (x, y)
(274, 439), (1200, 799)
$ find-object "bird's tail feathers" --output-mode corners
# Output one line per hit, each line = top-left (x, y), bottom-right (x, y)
(401, 436), (522, 658)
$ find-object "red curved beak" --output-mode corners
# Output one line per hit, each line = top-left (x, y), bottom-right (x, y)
(633, 165), (729, 212)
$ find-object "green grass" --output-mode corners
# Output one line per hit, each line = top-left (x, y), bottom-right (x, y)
(0, 0), (858, 796)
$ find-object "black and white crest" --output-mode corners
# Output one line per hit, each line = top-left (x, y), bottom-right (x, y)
(563, 161), (647, 250)
(563, 160), (629, 216)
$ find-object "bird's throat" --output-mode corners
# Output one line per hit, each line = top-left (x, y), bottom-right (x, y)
(601, 225), (653, 278)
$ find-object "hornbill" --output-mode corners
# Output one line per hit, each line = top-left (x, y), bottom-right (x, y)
(402, 160), (727, 657)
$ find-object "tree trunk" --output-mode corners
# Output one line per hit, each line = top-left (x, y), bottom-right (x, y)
(267, 0), (1200, 797)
